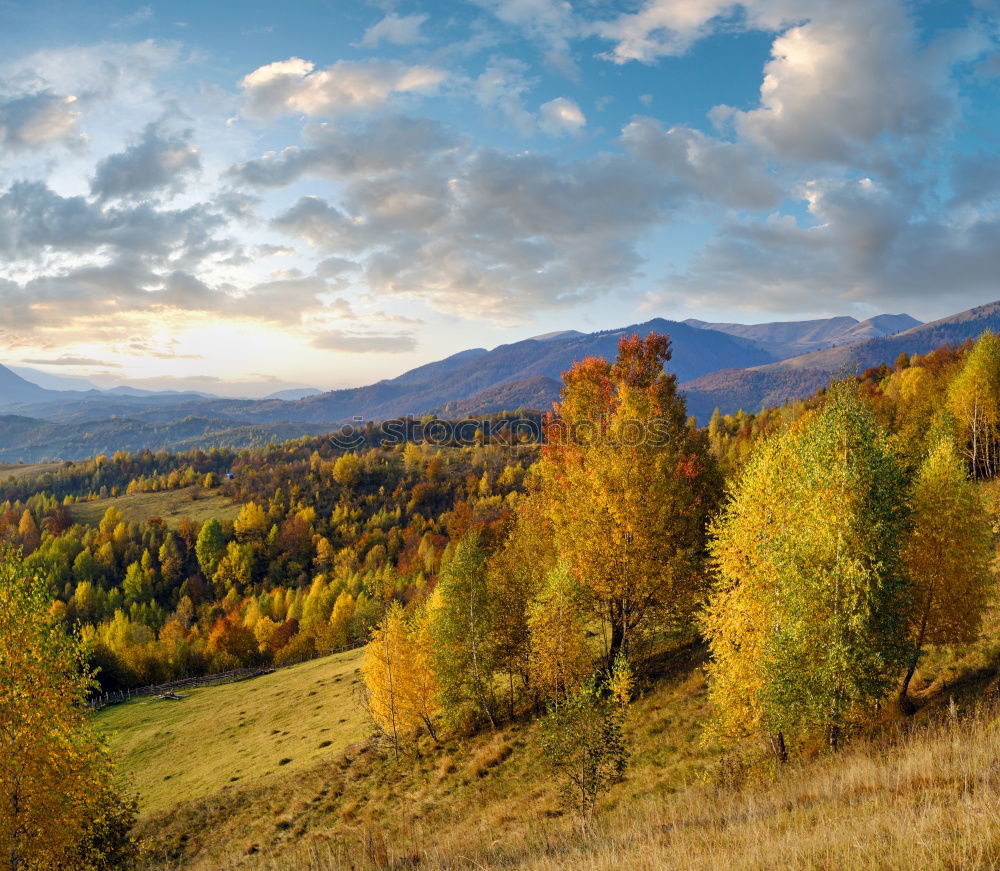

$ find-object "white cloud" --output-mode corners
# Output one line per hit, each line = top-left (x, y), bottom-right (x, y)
(723, 1), (988, 164)
(593, 0), (737, 64)
(664, 174), (1000, 316)
(240, 57), (447, 118)
(360, 13), (429, 47)
(620, 116), (781, 210)
(474, 57), (537, 136)
(538, 97), (585, 136)
(0, 91), (82, 151)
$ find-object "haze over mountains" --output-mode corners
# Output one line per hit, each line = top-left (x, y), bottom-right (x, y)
(4, 302), (1000, 463)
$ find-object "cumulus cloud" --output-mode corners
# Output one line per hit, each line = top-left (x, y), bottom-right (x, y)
(90, 120), (201, 200)
(0, 90), (82, 151)
(720, 1), (987, 164)
(239, 56), (447, 118)
(226, 115), (457, 187)
(268, 143), (683, 317)
(0, 181), (224, 261)
(662, 174), (1000, 316)
(593, 0), (737, 63)
(538, 97), (585, 136)
(620, 116), (781, 209)
(360, 13), (429, 47)
(474, 58), (537, 136)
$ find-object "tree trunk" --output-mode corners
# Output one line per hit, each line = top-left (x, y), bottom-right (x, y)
(899, 657), (919, 714)
(422, 713), (439, 744)
(769, 731), (788, 764)
(608, 611), (625, 669)
(827, 722), (840, 753)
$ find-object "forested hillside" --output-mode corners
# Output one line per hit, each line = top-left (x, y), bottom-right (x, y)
(7, 330), (1000, 870)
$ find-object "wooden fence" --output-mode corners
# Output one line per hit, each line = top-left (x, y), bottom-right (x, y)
(88, 639), (367, 711)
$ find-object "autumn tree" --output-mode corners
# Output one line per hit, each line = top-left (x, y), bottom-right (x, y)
(539, 655), (632, 825)
(704, 386), (913, 753)
(428, 534), (500, 729)
(362, 602), (408, 756)
(947, 330), (1000, 478)
(362, 601), (441, 752)
(540, 333), (721, 664)
(899, 437), (995, 705)
(0, 545), (139, 870)
(486, 492), (555, 715)
(528, 562), (592, 702)
(195, 518), (225, 578)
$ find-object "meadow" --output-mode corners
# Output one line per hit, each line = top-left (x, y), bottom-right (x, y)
(69, 485), (240, 528)
(109, 637), (1000, 871)
(95, 647), (368, 815)
(0, 461), (64, 481)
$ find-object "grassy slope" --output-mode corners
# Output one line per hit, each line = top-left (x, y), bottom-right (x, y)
(96, 649), (368, 815)
(122, 638), (1000, 871)
(69, 486), (239, 528)
(0, 461), (63, 480)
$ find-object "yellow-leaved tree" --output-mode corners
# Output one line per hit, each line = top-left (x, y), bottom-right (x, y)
(1, 545), (140, 871)
(704, 386), (913, 755)
(899, 437), (995, 704)
(947, 330), (1000, 479)
(362, 601), (441, 754)
(528, 562), (593, 702)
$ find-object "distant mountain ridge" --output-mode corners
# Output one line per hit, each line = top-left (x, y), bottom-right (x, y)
(684, 313), (920, 357)
(6, 303), (1000, 461)
(680, 300), (1000, 419)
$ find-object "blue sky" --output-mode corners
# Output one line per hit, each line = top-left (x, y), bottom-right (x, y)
(0, 0), (998, 395)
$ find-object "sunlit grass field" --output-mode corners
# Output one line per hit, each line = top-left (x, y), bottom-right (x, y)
(95, 648), (368, 815)
(69, 486), (240, 529)
(0, 461), (64, 480)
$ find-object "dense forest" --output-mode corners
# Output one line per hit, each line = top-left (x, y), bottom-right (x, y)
(0, 415), (542, 692)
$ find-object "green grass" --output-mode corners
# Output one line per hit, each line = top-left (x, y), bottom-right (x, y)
(0, 461), (64, 481)
(94, 648), (368, 814)
(69, 486), (240, 529)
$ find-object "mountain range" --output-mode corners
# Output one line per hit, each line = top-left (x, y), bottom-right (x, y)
(3, 301), (999, 462)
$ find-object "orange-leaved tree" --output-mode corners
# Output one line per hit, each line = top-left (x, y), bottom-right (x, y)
(539, 332), (721, 665)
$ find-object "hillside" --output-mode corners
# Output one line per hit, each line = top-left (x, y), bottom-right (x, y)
(68, 486), (240, 529)
(0, 414), (333, 463)
(766, 300), (1000, 373)
(685, 313), (920, 357)
(437, 376), (562, 417)
(112, 637), (1000, 871)
(0, 310), (940, 458)
(95, 649), (367, 815)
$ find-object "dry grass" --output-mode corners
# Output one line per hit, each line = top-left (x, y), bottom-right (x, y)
(96, 648), (368, 814)
(69, 486), (240, 528)
(0, 461), (63, 481)
(115, 625), (1000, 871)
(200, 704), (1000, 871)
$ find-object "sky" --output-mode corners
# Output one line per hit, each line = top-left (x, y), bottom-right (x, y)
(0, 0), (998, 396)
